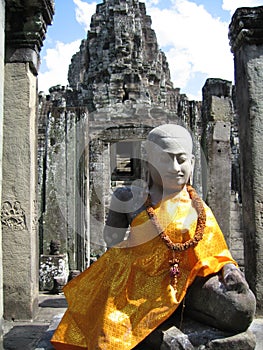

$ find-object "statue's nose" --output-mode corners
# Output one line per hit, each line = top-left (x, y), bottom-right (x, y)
(170, 156), (181, 172)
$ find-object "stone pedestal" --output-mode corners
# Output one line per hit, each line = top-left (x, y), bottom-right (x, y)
(229, 6), (263, 314)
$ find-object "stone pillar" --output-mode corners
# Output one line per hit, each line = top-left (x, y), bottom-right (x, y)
(201, 79), (233, 243)
(40, 93), (69, 292)
(229, 6), (263, 314)
(2, 0), (54, 320)
(42, 95), (68, 255)
(38, 88), (89, 286)
(66, 107), (89, 272)
(89, 137), (108, 256)
(0, 0), (5, 341)
(75, 113), (90, 270)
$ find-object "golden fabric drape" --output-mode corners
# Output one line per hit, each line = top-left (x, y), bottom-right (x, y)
(51, 188), (236, 350)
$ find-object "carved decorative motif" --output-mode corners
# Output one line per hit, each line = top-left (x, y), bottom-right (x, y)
(229, 6), (263, 52)
(1, 201), (26, 230)
(5, 0), (54, 52)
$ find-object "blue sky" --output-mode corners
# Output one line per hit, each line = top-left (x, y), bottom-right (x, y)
(39, 0), (262, 100)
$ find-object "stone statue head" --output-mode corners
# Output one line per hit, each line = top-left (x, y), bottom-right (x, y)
(50, 239), (61, 255)
(145, 124), (195, 192)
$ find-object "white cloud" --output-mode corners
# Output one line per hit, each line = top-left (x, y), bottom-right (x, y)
(187, 88), (203, 102)
(222, 0), (262, 15)
(73, 0), (98, 31)
(145, 0), (235, 100)
(145, 0), (160, 6)
(38, 40), (81, 93)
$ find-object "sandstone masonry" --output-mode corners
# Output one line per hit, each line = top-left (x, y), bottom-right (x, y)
(229, 5), (263, 314)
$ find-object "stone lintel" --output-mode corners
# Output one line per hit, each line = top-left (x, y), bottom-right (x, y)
(5, 0), (54, 63)
(229, 6), (263, 53)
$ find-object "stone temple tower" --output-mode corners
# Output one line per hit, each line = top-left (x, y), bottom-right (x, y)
(68, 0), (179, 112)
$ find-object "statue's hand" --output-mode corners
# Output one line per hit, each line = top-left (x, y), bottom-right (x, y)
(221, 263), (249, 293)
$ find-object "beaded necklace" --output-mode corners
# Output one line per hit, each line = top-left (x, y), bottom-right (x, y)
(145, 184), (206, 293)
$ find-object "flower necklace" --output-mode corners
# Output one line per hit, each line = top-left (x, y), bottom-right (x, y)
(145, 184), (206, 293)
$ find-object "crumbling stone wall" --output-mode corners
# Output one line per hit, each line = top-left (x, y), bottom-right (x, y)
(38, 97), (202, 266)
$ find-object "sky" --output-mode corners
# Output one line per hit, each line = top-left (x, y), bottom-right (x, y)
(38, 0), (262, 101)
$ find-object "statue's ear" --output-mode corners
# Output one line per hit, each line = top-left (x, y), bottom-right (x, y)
(188, 155), (195, 185)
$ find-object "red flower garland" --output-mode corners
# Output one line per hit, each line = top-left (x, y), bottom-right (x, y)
(145, 185), (206, 292)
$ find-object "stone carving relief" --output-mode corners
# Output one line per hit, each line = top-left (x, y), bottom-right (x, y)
(1, 201), (26, 230)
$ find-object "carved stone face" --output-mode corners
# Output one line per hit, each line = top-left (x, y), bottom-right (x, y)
(146, 124), (195, 192)
(147, 146), (194, 192)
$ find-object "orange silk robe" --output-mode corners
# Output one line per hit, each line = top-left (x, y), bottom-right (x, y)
(51, 188), (236, 350)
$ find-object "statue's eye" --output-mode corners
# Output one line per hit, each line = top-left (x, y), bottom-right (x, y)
(177, 155), (187, 164)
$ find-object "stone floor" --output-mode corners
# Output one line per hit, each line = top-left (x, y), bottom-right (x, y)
(2, 293), (67, 350)
(2, 292), (263, 350)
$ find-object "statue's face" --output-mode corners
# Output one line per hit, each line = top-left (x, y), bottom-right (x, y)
(147, 141), (194, 192)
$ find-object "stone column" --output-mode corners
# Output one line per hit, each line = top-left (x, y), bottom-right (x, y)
(89, 137), (108, 255)
(38, 87), (90, 289)
(229, 6), (263, 314)
(42, 94), (68, 256)
(201, 79), (233, 243)
(0, 0), (5, 341)
(2, 0), (54, 320)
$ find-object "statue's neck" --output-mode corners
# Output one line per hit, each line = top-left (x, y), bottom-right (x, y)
(149, 183), (185, 205)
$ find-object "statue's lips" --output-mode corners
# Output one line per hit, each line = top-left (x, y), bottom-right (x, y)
(164, 173), (184, 179)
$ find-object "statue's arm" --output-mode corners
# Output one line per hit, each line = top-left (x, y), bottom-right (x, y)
(103, 187), (131, 247)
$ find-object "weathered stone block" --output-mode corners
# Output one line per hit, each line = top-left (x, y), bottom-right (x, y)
(213, 121), (230, 142)
(205, 330), (256, 349)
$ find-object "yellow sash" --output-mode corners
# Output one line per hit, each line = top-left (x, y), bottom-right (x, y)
(51, 189), (235, 349)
